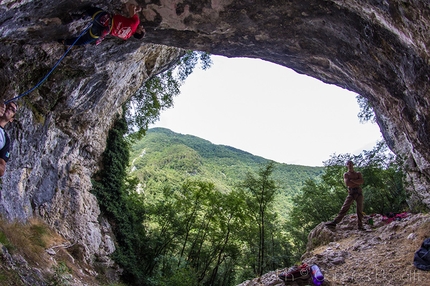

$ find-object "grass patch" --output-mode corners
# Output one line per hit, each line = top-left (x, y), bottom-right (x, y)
(416, 217), (430, 239)
(0, 268), (24, 286)
(0, 217), (110, 285)
(0, 229), (14, 252)
(0, 218), (59, 285)
(0, 218), (65, 267)
(50, 261), (72, 285)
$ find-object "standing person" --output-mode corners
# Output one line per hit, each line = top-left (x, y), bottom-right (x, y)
(0, 101), (17, 177)
(61, 3), (145, 46)
(325, 160), (365, 230)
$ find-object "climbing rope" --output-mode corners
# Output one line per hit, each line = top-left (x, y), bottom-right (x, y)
(5, 20), (95, 105)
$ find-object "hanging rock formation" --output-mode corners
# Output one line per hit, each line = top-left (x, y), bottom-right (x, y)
(1, 0), (430, 271)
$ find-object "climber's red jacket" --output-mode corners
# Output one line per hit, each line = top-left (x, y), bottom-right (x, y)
(110, 14), (140, 40)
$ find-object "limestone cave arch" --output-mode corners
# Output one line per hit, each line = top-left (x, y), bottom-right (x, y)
(0, 0), (429, 264)
(142, 0), (430, 208)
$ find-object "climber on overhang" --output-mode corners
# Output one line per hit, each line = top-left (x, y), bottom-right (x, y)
(59, 2), (145, 46)
(0, 101), (17, 177)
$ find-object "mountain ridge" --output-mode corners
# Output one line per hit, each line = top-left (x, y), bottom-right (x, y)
(144, 127), (271, 163)
(129, 127), (325, 225)
(130, 127), (324, 198)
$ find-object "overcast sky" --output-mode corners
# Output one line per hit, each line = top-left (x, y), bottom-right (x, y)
(150, 55), (382, 167)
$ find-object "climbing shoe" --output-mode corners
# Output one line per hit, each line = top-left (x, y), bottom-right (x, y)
(278, 263), (310, 282)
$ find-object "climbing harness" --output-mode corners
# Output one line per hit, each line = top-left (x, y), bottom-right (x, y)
(90, 10), (112, 39)
(4, 20), (95, 105)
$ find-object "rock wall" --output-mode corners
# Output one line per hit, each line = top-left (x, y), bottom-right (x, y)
(0, 0), (185, 264)
(1, 0), (430, 268)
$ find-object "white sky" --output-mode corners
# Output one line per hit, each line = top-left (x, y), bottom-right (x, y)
(150, 55), (382, 167)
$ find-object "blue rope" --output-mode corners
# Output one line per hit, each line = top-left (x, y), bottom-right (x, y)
(5, 20), (95, 105)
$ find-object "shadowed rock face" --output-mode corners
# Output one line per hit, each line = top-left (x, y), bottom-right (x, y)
(1, 0), (429, 264)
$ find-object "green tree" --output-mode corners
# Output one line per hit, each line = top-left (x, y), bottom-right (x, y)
(206, 190), (247, 286)
(357, 95), (376, 123)
(91, 110), (147, 284)
(287, 141), (408, 259)
(125, 51), (212, 139)
(323, 141), (408, 214)
(144, 179), (250, 286)
(286, 178), (345, 257)
(240, 161), (279, 276)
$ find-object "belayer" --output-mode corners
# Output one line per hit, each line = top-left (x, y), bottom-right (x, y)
(59, 2), (145, 45)
(325, 160), (365, 230)
(0, 102), (18, 177)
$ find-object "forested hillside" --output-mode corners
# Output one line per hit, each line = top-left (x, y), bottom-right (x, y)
(129, 127), (324, 216)
(101, 124), (405, 285)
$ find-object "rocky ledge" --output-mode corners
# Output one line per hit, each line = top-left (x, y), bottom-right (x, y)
(239, 213), (430, 286)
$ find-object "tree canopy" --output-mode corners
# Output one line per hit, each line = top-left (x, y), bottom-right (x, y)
(125, 51), (212, 139)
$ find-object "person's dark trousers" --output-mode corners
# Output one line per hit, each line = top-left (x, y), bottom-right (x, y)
(64, 7), (109, 45)
(333, 190), (364, 227)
